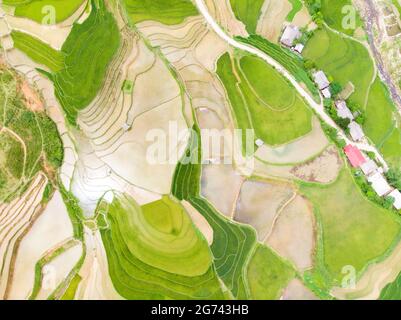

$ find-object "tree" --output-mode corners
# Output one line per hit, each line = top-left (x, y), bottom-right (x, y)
(330, 82), (343, 97)
(337, 117), (351, 130)
(386, 168), (401, 189)
(384, 196), (396, 209)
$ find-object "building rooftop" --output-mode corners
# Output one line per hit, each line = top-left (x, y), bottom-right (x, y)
(322, 88), (331, 99)
(348, 121), (365, 141)
(368, 172), (392, 197)
(280, 25), (301, 47)
(313, 71), (330, 90)
(335, 100), (354, 120)
(360, 159), (378, 176)
(294, 43), (304, 54)
(344, 145), (366, 168)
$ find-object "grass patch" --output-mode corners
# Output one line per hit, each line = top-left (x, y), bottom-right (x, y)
(216, 52), (312, 146)
(247, 244), (295, 299)
(299, 168), (401, 283)
(97, 194), (224, 299)
(228, 0), (265, 34)
(4, 0), (85, 23)
(122, 0), (198, 25)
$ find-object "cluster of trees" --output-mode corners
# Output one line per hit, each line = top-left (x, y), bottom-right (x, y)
(321, 81), (366, 134)
(323, 98), (351, 131)
(352, 169), (396, 210)
(386, 168), (401, 190)
(304, 0), (324, 26)
(320, 121), (346, 148)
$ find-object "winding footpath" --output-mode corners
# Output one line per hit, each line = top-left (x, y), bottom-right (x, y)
(195, 0), (389, 170)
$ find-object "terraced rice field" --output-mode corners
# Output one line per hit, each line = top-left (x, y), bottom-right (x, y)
(97, 194), (225, 299)
(53, 0), (120, 125)
(11, 31), (65, 72)
(3, 0), (86, 23)
(189, 197), (257, 299)
(217, 53), (312, 146)
(299, 169), (401, 284)
(122, 0), (198, 25)
(228, 0), (265, 34)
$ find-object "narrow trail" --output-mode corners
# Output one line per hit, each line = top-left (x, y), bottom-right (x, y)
(195, 0), (389, 170)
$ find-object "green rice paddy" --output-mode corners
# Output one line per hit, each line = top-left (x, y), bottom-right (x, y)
(97, 194), (225, 299)
(300, 168), (401, 283)
(122, 0), (198, 26)
(4, 0), (85, 23)
(216, 52), (312, 146)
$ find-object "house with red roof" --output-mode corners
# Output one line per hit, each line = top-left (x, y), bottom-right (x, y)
(344, 145), (366, 168)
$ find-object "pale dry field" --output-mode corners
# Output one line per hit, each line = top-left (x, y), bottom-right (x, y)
(76, 227), (122, 300)
(290, 145), (343, 184)
(234, 179), (295, 240)
(8, 191), (74, 299)
(281, 279), (318, 300)
(182, 200), (214, 245)
(201, 163), (244, 218)
(266, 195), (316, 270)
(204, 0), (248, 37)
(0, 173), (47, 299)
(35, 243), (83, 300)
(255, 118), (329, 165)
(4, 15), (72, 50)
(256, 0), (291, 43)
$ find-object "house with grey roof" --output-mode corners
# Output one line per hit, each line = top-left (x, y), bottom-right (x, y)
(280, 25), (301, 48)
